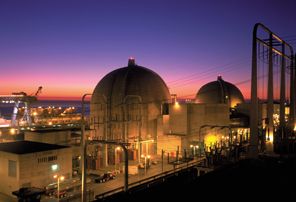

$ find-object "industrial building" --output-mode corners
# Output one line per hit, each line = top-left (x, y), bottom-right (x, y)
(0, 141), (72, 197)
(89, 59), (249, 168)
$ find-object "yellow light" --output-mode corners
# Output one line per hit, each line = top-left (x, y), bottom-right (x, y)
(115, 146), (121, 151)
(174, 101), (180, 109)
(204, 134), (218, 146)
(53, 174), (58, 179)
(9, 128), (16, 135)
(294, 125), (296, 132)
(48, 121), (52, 125)
(266, 131), (274, 143)
(190, 145), (193, 148)
(60, 176), (65, 181)
(33, 112), (38, 116)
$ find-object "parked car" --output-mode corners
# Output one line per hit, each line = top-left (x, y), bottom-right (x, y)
(94, 172), (115, 183)
(54, 190), (67, 198)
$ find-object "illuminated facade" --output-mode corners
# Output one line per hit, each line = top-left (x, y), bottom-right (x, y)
(0, 141), (71, 197)
(89, 60), (250, 168)
(90, 59), (171, 167)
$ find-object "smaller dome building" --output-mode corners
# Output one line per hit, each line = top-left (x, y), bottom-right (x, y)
(195, 76), (244, 108)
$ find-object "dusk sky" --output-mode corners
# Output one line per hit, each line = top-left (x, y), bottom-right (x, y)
(0, 0), (296, 100)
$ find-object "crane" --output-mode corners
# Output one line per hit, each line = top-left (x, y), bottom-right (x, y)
(0, 86), (42, 127)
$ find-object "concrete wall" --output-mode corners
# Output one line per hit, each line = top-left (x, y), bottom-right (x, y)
(25, 130), (71, 145)
(0, 152), (19, 197)
(161, 103), (230, 152)
(168, 103), (188, 135)
(157, 135), (181, 155)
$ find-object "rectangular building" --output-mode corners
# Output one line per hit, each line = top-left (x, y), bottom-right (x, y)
(0, 141), (72, 197)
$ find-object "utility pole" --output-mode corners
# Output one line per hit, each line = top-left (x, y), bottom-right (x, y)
(81, 93), (92, 202)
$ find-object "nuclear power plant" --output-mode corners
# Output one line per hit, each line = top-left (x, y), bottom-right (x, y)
(87, 58), (251, 170)
(0, 23), (295, 202)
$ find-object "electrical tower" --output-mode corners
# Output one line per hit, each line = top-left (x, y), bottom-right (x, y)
(250, 23), (295, 157)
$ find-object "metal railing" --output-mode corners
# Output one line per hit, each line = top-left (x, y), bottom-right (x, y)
(94, 157), (207, 200)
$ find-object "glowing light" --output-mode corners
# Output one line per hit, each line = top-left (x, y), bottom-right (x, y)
(204, 134), (218, 147)
(115, 146), (121, 151)
(294, 125), (296, 132)
(266, 131), (274, 143)
(174, 101), (180, 109)
(9, 128), (16, 135)
(53, 174), (64, 181)
(51, 164), (59, 171)
(33, 112), (38, 116)
(48, 121), (52, 125)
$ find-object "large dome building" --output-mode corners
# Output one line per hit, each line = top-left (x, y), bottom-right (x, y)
(195, 76), (245, 108)
(91, 58), (170, 107)
(90, 58), (171, 167)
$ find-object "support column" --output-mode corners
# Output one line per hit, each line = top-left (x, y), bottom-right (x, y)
(289, 54), (295, 131)
(280, 45), (286, 140)
(266, 33), (274, 152)
(249, 24), (259, 158)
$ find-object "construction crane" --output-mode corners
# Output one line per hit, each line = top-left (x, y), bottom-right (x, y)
(0, 86), (42, 127)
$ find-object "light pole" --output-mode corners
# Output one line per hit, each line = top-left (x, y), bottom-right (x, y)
(53, 174), (64, 201)
(141, 154), (150, 175)
(81, 93), (92, 202)
(190, 144), (199, 157)
(115, 146), (121, 171)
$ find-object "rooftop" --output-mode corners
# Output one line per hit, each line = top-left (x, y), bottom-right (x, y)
(0, 141), (69, 154)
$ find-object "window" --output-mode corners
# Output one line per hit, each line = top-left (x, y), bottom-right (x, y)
(38, 157), (47, 163)
(8, 160), (17, 177)
(48, 156), (57, 161)
(38, 155), (57, 163)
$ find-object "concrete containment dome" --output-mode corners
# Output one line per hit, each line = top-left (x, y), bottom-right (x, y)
(91, 58), (171, 105)
(195, 76), (244, 108)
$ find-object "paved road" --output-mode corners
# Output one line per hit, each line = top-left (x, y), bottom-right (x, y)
(41, 157), (205, 202)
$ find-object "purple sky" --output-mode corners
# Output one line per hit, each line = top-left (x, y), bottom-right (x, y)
(0, 0), (295, 99)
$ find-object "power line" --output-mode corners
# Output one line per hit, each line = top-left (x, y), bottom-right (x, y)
(169, 58), (250, 89)
(167, 56), (250, 85)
